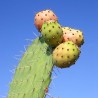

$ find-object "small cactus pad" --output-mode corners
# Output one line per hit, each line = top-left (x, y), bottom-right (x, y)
(62, 27), (84, 47)
(34, 9), (58, 31)
(53, 41), (80, 68)
(41, 20), (63, 47)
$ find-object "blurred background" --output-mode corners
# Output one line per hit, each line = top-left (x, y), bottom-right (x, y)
(0, 0), (98, 98)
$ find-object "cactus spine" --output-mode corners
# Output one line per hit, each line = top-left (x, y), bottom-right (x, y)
(8, 37), (53, 98)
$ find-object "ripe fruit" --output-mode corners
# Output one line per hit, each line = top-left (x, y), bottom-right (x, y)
(41, 20), (63, 47)
(34, 9), (58, 31)
(62, 27), (84, 47)
(53, 41), (80, 68)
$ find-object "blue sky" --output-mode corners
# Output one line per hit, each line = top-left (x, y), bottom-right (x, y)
(0, 0), (98, 98)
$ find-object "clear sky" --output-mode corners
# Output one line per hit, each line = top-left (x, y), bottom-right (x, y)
(0, 0), (98, 98)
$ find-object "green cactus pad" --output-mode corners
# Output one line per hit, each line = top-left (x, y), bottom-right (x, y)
(41, 20), (63, 47)
(53, 41), (80, 68)
(8, 37), (53, 98)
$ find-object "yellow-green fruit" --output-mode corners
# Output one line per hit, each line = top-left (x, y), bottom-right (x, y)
(53, 41), (80, 68)
(41, 20), (63, 47)
(62, 27), (84, 47)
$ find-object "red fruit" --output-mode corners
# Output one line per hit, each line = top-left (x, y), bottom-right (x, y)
(62, 27), (84, 47)
(34, 9), (58, 31)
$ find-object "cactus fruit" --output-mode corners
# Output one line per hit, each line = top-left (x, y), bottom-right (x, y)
(62, 27), (84, 47)
(8, 37), (53, 98)
(41, 20), (63, 47)
(53, 41), (80, 68)
(34, 9), (58, 31)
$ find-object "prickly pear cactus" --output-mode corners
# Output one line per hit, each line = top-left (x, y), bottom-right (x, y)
(62, 27), (84, 47)
(34, 9), (58, 31)
(41, 20), (63, 47)
(8, 9), (85, 98)
(53, 41), (80, 68)
(8, 37), (53, 98)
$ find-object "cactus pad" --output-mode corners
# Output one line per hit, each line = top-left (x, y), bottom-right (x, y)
(8, 37), (53, 98)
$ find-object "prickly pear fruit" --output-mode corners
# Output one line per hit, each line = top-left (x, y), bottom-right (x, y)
(62, 27), (84, 47)
(34, 9), (58, 31)
(53, 41), (80, 68)
(41, 20), (63, 47)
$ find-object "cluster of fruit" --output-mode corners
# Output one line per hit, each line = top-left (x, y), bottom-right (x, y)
(34, 9), (84, 68)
